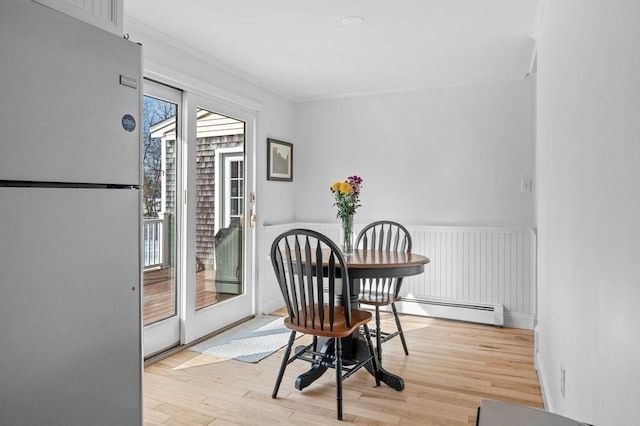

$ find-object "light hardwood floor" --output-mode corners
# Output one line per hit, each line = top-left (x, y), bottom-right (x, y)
(143, 312), (542, 425)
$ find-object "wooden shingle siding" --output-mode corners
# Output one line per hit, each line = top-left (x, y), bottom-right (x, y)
(195, 134), (244, 270)
(163, 139), (177, 268)
(150, 110), (245, 273)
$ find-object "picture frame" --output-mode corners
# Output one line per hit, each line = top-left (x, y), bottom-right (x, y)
(267, 138), (293, 181)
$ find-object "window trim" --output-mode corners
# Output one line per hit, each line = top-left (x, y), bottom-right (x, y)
(214, 147), (244, 234)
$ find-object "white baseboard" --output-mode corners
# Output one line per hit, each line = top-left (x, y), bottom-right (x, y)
(504, 312), (535, 329)
(536, 351), (552, 411)
(261, 296), (285, 316)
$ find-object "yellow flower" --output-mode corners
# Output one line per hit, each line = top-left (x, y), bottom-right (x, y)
(339, 182), (352, 194)
(330, 181), (342, 192)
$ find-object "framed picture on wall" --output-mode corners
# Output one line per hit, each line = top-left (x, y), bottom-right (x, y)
(267, 138), (293, 181)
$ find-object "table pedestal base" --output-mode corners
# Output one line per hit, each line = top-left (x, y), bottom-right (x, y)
(294, 338), (404, 392)
(355, 338), (404, 391)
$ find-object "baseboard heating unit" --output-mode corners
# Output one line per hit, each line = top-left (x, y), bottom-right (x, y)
(394, 297), (504, 326)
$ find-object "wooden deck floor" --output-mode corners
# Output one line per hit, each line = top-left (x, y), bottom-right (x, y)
(143, 311), (543, 425)
(143, 268), (235, 326)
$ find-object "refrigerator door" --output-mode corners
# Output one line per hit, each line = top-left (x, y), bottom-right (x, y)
(0, 0), (141, 185)
(0, 187), (142, 425)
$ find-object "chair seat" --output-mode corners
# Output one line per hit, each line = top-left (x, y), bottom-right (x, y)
(359, 292), (401, 306)
(284, 306), (372, 338)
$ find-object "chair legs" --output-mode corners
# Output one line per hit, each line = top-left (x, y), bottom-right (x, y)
(363, 324), (381, 387)
(272, 330), (296, 399)
(391, 303), (409, 356)
(372, 304), (409, 359)
(374, 307), (383, 362)
(273, 330), (380, 421)
(335, 337), (343, 420)
(335, 329), (380, 420)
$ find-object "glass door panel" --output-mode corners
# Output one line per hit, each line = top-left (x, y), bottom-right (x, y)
(194, 108), (245, 311)
(142, 95), (177, 325)
(142, 81), (181, 357)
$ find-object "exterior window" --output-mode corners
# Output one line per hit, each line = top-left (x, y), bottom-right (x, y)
(226, 157), (244, 226)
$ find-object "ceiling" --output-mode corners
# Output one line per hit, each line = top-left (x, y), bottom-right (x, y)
(124, 0), (541, 102)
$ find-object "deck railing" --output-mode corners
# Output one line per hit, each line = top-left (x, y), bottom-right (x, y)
(143, 217), (164, 269)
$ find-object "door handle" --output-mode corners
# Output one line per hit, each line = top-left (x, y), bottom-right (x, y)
(249, 192), (257, 228)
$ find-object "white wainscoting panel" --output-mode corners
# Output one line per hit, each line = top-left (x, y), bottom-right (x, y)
(404, 226), (536, 329)
(260, 223), (536, 329)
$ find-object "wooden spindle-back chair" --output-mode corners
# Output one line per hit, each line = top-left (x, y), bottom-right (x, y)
(356, 220), (412, 360)
(270, 229), (379, 420)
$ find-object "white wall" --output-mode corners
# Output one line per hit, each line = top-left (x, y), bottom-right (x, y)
(536, 1), (640, 424)
(294, 79), (536, 227)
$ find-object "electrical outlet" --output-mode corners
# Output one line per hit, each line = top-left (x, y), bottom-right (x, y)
(520, 178), (532, 192)
(560, 364), (566, 398)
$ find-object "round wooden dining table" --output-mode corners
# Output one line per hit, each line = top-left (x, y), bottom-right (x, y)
(294, 249), (430, 392)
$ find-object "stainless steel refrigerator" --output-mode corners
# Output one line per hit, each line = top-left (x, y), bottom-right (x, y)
(0, 0), (143, 424)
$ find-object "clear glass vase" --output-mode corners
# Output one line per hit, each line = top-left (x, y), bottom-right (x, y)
(341, 215), (354, 254)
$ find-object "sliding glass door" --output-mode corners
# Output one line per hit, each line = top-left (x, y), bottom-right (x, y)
(141, 83), (255, 355)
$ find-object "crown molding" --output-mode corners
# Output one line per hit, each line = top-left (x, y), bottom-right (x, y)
(124, 16), (293, 103)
